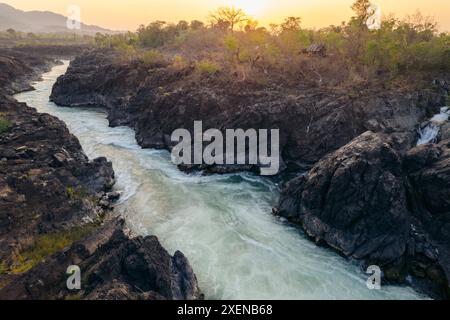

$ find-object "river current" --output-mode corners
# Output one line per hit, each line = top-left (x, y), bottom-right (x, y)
(13, 61), (426, 300)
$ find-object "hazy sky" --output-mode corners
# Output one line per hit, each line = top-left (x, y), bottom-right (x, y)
(4, 0), (450, 31)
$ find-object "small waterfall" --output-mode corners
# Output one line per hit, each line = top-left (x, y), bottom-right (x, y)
(417, 106), (450, 145)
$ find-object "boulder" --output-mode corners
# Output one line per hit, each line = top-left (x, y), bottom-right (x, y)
(278, 132), (411, 267)
(0, 219), (202, 300)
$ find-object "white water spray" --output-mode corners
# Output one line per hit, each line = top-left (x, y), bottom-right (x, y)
(417, 106), (450, 145)
(14, 61), (427, 300)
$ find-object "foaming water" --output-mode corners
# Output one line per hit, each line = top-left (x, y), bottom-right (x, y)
(417, 106), (450, 145)
(14, 61), (427, 300)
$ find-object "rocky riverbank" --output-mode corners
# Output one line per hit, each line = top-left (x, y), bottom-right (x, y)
(50, 49), (450, 298)
(51, 49), (446, 173)
(0, 48), (201, 300)
(276, 130), (450, 298)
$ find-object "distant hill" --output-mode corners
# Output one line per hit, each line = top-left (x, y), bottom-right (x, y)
(0, 3), (114, 34)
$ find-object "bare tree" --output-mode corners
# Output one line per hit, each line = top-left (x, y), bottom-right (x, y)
(209, 6), (247, 31)
(351, 0), (373, 26)
(280, 17), (302, 32)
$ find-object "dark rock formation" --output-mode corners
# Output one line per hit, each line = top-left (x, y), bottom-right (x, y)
(49, 49), (450, 298)
(0, 219), (201, 300)
(0, 49), (200, 300)
(0, 48), (54, 94)
(0, 93), (115, 264)
(276, 131), (450, 298)
(50, 50), (446, 173)
(277, 131), (410, 264)
(405, 138), (450, 296)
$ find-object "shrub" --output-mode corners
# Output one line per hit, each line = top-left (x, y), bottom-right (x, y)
(115, 43), (139, 61)
(141, 49), (166, 68)
(66, 186), (87, 201)
(196, 60), (221, 75)
(0, 262), (7, 275)
(171, 54), (189, 69)
(224, 34), (239, 53)
(8, 225), (96, 274)
(0, 117), (12, 134)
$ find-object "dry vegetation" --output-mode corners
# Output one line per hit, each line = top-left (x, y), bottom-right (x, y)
(92, 1), (449, 90)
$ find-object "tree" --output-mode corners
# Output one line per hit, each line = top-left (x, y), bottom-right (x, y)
(269, 23), (280, 35)
(244, 18), (259, 32)
(350, 0), (373, 27)
(6, 28), (16, 39)
(137, 21), (168, 47)
(190, 20), (204, 30)
(280, 17), (302, 32)
(209, 6), (247, 31)
(176, 20), (189, 32)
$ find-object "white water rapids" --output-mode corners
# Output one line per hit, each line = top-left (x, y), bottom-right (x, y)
(13, 61), (427, 300)
(417, 106), (450, 145)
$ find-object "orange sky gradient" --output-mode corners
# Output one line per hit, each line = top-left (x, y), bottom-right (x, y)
(3, 0), (450, 31)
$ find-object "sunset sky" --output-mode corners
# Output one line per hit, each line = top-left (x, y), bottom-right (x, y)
(4, 0), (450, 31)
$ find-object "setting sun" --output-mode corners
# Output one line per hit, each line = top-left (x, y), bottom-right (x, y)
(2, 0), (449, 31)
(1, 0), (450, 305)
(221, 0), (269, 17)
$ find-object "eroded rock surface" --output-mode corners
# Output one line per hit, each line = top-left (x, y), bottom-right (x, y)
(50, 50), (446, 173)
(0, 219), (201, 300)
(0, 49), (200, 300)
(277, 131), (450, 298)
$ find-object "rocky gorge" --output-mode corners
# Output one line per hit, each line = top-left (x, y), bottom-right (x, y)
(0, 48), (200, 300)
(49, 49), (450, 298)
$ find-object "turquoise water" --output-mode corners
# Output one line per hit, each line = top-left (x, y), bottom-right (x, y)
(14, 61), (427, 300)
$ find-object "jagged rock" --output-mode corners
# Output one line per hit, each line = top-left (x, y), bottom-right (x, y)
(407, 143), (450, 215)
(50, 50), (446, 173)
(277, 131), (450, 297)
(0, 91), (116, 263)
(277, 132), (411, 268)
(0, 219), (201, 300)
(406, 139), (450, 296)
(441, 123), (450, 141)
(106, 191), (121, 201)
(0, 49), (201, 301)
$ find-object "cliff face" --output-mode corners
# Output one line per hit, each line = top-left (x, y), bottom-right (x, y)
(0, 49), (200, 300)
(51, 50), (446, 173)
(276, 131), (450, 298)
(49, 49), (450, 298)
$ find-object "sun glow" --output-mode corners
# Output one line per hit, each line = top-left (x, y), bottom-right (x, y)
(222, 0), (269, 17)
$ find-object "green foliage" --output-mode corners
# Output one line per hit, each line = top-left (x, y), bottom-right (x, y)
(196, 60), (221, 75)
(66, 186), (87, 201)
(224, 34), (239, 53)
(141, 50), (166, 68)
(0, 261), (7, 275)
(171, 55), (189, 69)
(94, 4), (448, 85)
(94, 32), (137, 49)
(137, 21), (170, 47)
(359, 16), (449, 76)
(65, 293), (83, 300)
(280, 17), (302, 32)
(0, 117), (12, 134)
(0, 31), (94, 46)
(7, 225), (96, 274)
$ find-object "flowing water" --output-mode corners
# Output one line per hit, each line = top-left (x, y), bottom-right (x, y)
(14, 61), (427, 300)
(417, 106), (450, 145)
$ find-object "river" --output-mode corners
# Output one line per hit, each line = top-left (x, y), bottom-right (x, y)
(13, 61), (427, 300)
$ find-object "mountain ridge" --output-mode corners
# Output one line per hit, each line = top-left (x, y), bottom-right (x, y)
(0, 3), (114, 34)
